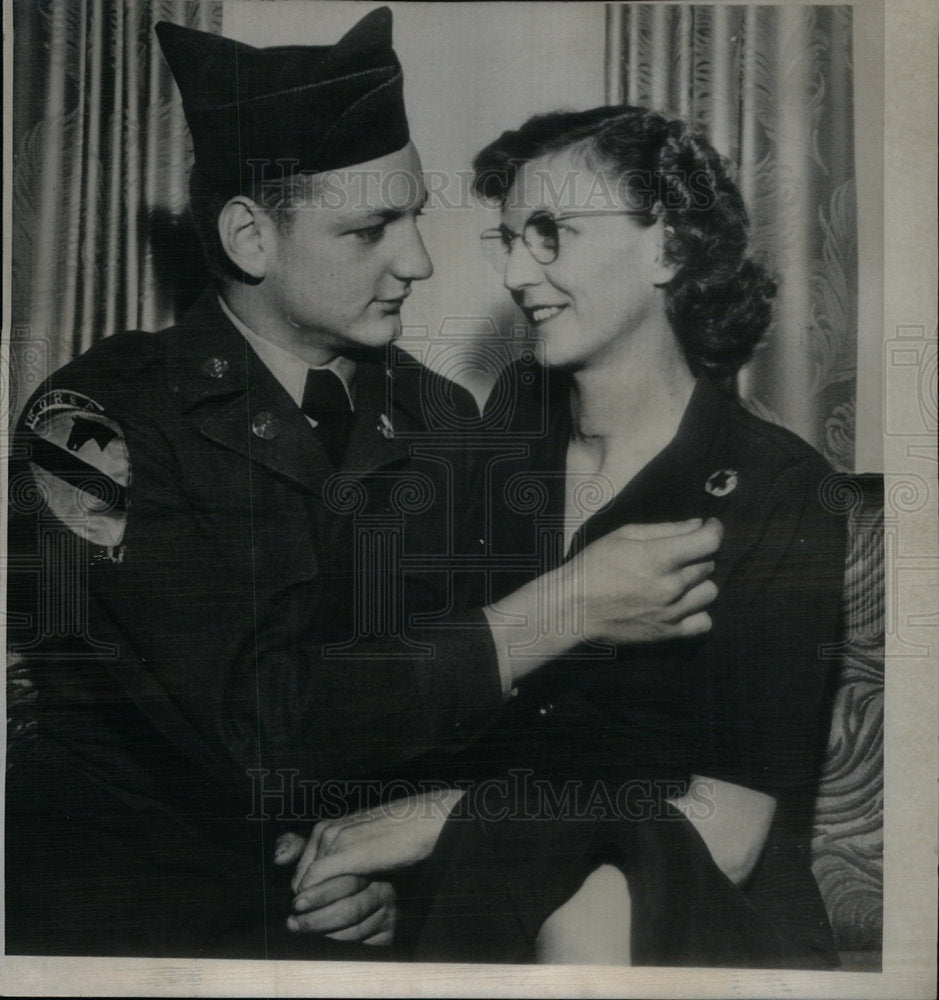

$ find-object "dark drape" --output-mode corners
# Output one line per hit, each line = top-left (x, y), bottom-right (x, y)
(607, 4), (859, 471)
(10, 0), (223, 420)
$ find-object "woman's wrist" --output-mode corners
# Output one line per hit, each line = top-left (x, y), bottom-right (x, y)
(482, 566), (578, 688)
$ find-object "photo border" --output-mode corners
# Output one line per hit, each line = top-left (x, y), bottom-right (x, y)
(1, 1), (935, 996)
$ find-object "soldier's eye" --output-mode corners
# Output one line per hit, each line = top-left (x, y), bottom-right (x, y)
(351, 224), (386, 245)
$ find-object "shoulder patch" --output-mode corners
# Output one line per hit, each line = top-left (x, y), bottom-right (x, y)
(23, 389), (105, 431)
(26, 404), (130, 550)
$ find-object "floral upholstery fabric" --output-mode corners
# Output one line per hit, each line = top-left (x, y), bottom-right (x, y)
(811, 474), (884, 953)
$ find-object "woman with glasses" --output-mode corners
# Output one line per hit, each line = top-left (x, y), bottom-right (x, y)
(286, 106), (847, 968)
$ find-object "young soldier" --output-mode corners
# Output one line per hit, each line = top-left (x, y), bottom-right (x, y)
(5, 9), (719, 958)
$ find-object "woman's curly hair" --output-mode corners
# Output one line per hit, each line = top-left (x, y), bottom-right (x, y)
(472, 106), (776, 380)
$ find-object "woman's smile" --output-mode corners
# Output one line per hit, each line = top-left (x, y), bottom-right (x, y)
(522, 302), (569, 325)
(501, 150), (676, 370)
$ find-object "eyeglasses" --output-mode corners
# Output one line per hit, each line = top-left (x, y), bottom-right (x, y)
(480, 209), (656, 272)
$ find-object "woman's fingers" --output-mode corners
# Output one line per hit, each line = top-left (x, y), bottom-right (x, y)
(362, 929), (395, 946)
(291, 874), (370, 912)
(291, 816), (368, 892)
(293, 794), (461, 893)
(316, 815), (378, 857)
(325, 900), (397, 943)
(291, 833), (321, 894)
(287, 880), (395, 935)
(273, 831), (307, 866)
(295, 843), (379, 896)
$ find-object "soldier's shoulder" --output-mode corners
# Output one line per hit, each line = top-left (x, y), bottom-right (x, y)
(66, 328), (171, 369)
(17, 329), (180, 430)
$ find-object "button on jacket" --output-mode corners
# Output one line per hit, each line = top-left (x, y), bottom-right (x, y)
(6, 289), (501, 957)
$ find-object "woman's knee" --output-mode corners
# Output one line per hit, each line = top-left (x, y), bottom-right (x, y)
(534, 864), (632, 965)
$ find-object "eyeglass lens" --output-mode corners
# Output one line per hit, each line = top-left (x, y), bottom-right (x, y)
(524, 214), (560, 264)
(480, 213), (560, 271)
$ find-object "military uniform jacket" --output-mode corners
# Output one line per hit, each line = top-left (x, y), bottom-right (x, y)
(6, 290), (501, 957)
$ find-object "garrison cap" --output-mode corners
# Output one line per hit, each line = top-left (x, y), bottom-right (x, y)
(155, 7), (409, 190)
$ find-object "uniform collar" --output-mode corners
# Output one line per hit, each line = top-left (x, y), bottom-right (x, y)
(163, 288), (418, 486)
(217, 295), (357, 412)
(165, 287), (424, 426)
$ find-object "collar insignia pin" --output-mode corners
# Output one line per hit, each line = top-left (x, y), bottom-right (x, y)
(378, 413), (394, 440)
(705, 469), (738, 497)
(201, 355), (229, 379)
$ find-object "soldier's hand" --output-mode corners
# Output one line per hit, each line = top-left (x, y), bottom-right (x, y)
(287, 875), (398, 945)
(283, 790), (466, 944)
(572, 517), (722, 644)
(274, 831), (398, 945)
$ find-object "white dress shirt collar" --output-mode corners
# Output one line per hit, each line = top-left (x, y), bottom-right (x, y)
(218, 295), (356, 411)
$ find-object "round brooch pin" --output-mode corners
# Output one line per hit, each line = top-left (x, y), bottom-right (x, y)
(705, 469), (738, 497)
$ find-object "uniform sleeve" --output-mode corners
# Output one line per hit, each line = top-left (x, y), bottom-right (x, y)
(690, 456), (847, 797)
(8, 384), (503, 791)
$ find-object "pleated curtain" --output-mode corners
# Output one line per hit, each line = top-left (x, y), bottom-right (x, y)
(9, 0), (222, 420)
(607, 4), (858, 471)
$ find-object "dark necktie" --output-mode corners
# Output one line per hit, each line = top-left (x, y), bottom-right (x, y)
(301, 368), (353, 467)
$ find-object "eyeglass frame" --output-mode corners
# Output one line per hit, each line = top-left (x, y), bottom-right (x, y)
(479, 209), (660, 270)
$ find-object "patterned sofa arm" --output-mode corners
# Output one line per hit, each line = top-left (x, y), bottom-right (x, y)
(812, 474), (884, 957)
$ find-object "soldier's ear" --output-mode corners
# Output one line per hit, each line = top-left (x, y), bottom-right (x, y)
(218, 197), (274, 280)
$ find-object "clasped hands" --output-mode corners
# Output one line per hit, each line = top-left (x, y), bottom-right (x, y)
(273, 516), (722, 946)
(274, 788), (466, 946)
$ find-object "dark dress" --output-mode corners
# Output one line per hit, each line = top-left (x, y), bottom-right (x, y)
(405, 360), (846, 968)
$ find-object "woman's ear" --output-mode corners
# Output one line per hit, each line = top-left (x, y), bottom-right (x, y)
(218, 197), (274, 280)
(651, 213), (678, 287)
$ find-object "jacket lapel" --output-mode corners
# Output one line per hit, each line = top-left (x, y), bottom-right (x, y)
(575, 378), (732, 551)
(340, 354), (413, 476)
(165, 295), (434, 555)
(489, 364), (571, 562)
(198, 392), (333, 495)
(165, 291), (333, 495)
(317, 352), (426, 551)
